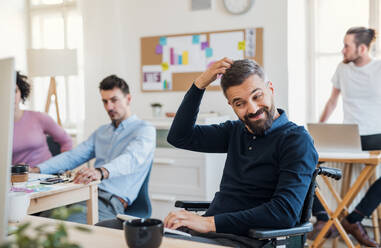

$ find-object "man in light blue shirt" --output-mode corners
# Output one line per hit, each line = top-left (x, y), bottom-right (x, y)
(31, 75), (155, 224)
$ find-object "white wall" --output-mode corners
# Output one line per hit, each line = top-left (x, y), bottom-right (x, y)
(287, 0), (308, 125)
(0, 0), (27, 71)
(80, 0), (129, 137)
(81, 0), (289, 138)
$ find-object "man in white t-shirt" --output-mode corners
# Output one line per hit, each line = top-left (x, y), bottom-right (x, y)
(309, 27), (381, 247)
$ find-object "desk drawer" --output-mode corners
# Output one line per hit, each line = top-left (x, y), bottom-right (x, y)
(150, 157), (205, 196)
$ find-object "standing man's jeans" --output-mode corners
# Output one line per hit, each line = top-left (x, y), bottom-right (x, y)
(66, 189), (126, 224)
(347, 177), (381, 221)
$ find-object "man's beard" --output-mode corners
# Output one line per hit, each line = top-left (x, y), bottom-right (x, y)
(108, 110), (121, 126)
(343, 50), (361, 64)
(242, 104), (276, 136)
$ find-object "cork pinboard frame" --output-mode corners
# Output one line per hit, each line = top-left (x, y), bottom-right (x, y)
(141, 27), (263, 92)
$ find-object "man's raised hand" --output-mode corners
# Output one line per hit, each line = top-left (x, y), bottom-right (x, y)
(194, 57), (233, 89)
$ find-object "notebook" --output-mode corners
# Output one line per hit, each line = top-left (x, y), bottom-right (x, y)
(307, 123), (368, 156)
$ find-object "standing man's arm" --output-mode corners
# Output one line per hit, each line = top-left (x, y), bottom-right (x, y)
(319, 87), (341, 122)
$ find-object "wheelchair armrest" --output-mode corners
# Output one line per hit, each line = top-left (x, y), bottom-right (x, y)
(175, 201), (211, 211)
(248, 222), (313, 239)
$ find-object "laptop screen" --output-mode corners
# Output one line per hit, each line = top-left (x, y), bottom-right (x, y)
(307, 123), (362, 153)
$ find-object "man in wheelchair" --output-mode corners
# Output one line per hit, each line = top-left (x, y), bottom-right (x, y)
(162, 58), (319, 247)
(96, 58), (322, 247)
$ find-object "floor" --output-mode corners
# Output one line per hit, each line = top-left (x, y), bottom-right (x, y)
(306, 225), (378, 247)
(307, 238), (353, 248)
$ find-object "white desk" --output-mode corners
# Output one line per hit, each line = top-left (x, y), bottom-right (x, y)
(12, 216), (225, 248)
(27, 181), (99, 225)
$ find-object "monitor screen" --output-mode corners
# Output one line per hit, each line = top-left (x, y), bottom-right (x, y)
(0, 58), (15, 242)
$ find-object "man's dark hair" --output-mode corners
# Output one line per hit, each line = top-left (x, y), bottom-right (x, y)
(16, 71), (31, 103)
(99, 75), (130, 95)
(220, 59), (266, 95)
(346, 27), (377, 48)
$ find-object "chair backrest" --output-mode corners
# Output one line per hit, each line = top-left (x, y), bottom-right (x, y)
(298, 166), (342, 224)
(125, 162), (152, 218)
(46, 135), (61, 156)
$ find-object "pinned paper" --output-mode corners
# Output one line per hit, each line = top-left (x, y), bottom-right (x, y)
(163, 80), (171, 90)
(238, 41), (246, 50)
(245, 28), (256, 57)
(161, 62), (169, 71)
(201, 41), (209, 50)
(178, 55), (182, 65)
(209, 31), (245, 60)
(192, 35), (200, 44)
(155, 44), (163, 54)
(205, 47), (213, 58)
(182, 51), (189, 65)
(143, 71), (161, 83)
(159, 37), (167, 46)
(170, 47), (175, 65)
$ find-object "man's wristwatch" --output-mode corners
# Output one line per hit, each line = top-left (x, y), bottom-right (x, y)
(95, 168), (104, 181)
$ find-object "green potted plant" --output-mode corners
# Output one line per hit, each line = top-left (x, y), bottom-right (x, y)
(1, 206), (90, 248)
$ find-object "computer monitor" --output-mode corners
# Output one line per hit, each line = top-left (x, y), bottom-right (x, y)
(0, 58), (15, 243)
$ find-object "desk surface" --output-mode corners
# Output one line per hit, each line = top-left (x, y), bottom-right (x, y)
(27, 181), (99, 224)
(14, 216), (225, 248)
(29, 181), (99, 199)
(319, 151), (381, 164)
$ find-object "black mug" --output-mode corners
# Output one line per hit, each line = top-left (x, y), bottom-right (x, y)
(123, 218), (163, 248)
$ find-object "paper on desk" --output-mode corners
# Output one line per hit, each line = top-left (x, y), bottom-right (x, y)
(116, 214), (192, 237)
(28, 173), (55, 182)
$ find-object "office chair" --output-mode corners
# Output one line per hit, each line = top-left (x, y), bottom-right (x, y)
(95, 163), (153, 229)
(175, 166), (342, 248)
(124, 163), (152, 218)
(46, 135), (61, 156)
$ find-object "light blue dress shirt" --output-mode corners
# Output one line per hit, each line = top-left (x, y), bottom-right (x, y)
(38, 115), (156, 204)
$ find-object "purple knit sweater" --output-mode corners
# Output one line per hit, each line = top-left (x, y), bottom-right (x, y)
(12, 111), (72, 167)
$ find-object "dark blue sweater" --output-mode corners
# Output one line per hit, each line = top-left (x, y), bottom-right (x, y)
(167, 84), (318, 236)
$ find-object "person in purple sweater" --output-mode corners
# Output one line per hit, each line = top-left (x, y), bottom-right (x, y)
(12, 72), (72, 167)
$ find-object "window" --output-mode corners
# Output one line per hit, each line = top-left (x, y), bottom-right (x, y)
(310, 0), (380, 122)
(28, 0), (84, 134)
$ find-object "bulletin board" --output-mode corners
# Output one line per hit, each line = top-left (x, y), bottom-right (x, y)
(141, 27), (263, 92)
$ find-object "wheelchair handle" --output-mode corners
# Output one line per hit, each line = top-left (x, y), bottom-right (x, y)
(317, 166), (342, 180)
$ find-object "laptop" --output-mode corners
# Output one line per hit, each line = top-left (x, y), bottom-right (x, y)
(307, 123), (363, 153)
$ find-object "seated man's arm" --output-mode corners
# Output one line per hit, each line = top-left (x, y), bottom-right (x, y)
(167, 83), (231, 153)
(35, 133), (96, 174)
(101, 124), (155, 178)
(165, 209), (216, 233)
(167, 58), (233, 153)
